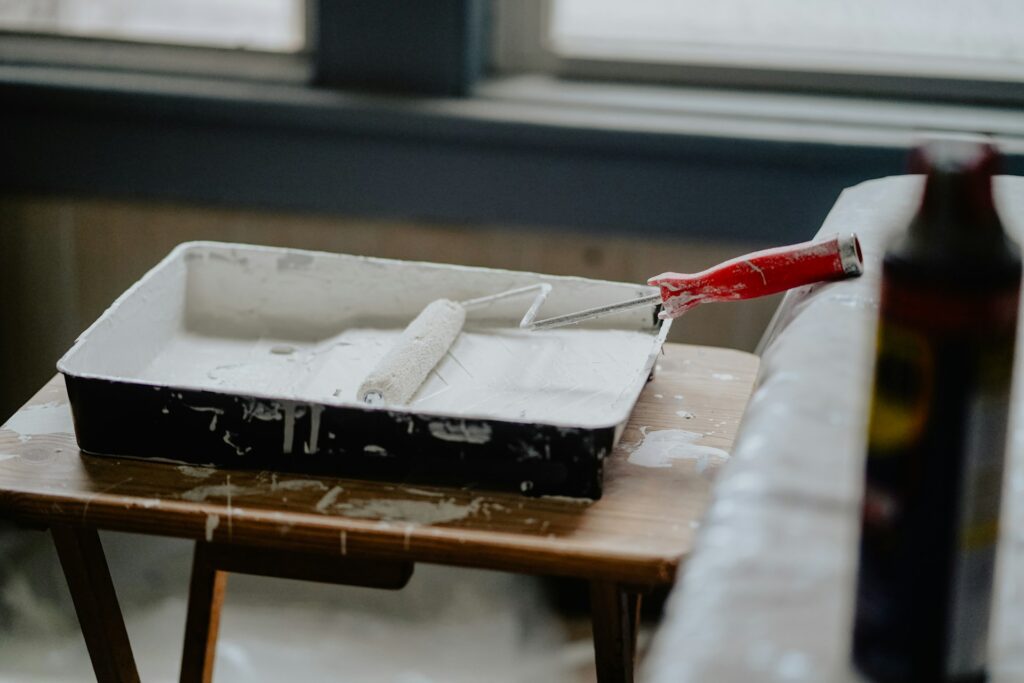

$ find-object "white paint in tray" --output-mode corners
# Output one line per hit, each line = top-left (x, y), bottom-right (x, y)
(134, 326), (659, 428)
(58, 242), (670, 431)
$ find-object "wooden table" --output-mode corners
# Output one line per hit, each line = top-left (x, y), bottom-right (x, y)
(0, 343), (757, 683)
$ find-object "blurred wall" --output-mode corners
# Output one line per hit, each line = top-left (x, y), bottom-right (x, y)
(0, 195), (780, 420)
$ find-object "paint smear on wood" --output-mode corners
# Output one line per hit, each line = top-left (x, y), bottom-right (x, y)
(177, 465), (216, 478)
(626, 429), (729, 472)
(205, 514), (220, 541)
(331, 497), (483, 525)
(1, 402), (75, 443)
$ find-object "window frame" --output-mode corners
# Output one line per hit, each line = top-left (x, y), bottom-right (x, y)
(2, 0), (1023, 247)
(0, 32), (310, 83)
(0, 0), (488, 95)
(492, 0), (1024, 107)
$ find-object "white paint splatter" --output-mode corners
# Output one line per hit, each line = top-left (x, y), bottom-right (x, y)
(315, 485), (345, 512)
(403, 487), (445, 498)
(271, 478), (327, 492)
(711, 373), (736, 381)
(745, 258), (767, 285)
(182, 483), (254, 502)
(539, 495), (592, 504)
(626, 429), (729, 472)
(226, 475), (234, 536)
(305, 404), (325, 454)
(0, 453), (20, 463)
(428, 421), (492, 444)
(242, 400), (283, 422)
(675, 410), (695, 419)
(283, 403), (296, 454)
(334, 497), (483, 525)
(205, 514), (220, 541)
(177, 465), (215, 479)
(222, 431), (251, 456)
(185, 405), (224, 431)
(1, 402), (75, 442)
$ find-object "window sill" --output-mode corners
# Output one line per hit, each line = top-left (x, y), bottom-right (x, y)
(3, 62), (1021, 241)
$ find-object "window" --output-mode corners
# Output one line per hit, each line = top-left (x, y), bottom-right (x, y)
(495, 0), (1024, 104)
(0, 0), (305, 52)
(4, 0), (1020, 251)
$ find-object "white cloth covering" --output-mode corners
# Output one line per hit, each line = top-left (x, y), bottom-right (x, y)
(644, 175), (1024, 683)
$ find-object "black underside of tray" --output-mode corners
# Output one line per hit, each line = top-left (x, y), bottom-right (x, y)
(63, 375), (612, 499)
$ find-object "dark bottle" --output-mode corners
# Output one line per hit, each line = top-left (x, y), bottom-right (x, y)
(853, 139), (1021, 682)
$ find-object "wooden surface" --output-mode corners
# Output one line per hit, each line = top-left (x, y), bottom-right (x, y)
(193, 543), (414, 588)
(0, 343), (758, 586)
(590, 581), (641, 683)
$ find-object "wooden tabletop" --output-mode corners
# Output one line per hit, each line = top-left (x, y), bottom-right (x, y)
(0, 343), (757, 586)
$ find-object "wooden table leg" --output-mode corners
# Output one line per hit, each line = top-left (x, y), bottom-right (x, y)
(51, 526), (140, 683)
(180, 542), (228, 683)
(177, 540), (413, 682)
(590, 580), (642, 683)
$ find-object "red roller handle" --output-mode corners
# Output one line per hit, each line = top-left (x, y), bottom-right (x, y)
(647, 233), (863, 319)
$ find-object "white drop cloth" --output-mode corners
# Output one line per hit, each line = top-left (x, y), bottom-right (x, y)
(644, 175), (1024, 682)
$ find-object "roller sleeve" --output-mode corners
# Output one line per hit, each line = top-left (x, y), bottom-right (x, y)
(357, 299), (467, 405)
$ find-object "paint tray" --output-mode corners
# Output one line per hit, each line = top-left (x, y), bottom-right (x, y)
(58, 242), (669, 498)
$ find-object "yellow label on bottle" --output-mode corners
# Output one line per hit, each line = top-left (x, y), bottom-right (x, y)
(867, 322), (934, 453)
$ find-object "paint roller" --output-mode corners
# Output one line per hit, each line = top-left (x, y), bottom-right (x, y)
(358, 234), (863, 406)
(523, 233), (863, 329)
(357, 285), (551, 405)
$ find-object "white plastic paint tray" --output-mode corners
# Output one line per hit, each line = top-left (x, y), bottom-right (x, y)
(58, 242), (670, 498)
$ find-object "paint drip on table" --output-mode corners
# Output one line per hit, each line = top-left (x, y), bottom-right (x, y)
(0, 402), (75, 443)
(624, 428), (729, 473)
